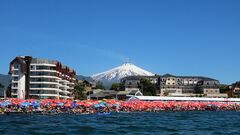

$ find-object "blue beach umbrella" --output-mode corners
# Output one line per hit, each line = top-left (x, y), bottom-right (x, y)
(30, 102), (40, 108)
(21, 102), (31, 107)
(56, 102), (64, 107)
(94, 104), (100, 108)
(0, 101), (11, 107)
(71, 103), (78, 107)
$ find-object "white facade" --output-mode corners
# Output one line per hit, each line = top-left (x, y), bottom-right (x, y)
(9, 56), (76, 99)
(11, 64), (26, 99)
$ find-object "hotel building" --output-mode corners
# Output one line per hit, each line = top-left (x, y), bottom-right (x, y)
(159, 74), (223, 97)
(9, 56), (76, 99)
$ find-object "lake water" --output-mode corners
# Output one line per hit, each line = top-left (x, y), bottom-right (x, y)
(0, 111), (239, 135)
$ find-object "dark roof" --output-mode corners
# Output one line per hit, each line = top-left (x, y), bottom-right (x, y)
(31, 58), (59, 65)
(9, 56), (29, 74)
(162, 74), (218, 81)
(121, 75), (159, 81)
(89, 90), (117, 98)
(161, 74), (176, 77)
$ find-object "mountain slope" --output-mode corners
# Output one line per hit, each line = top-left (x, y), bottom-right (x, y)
(92, 63), (154, 87)
(76, 75), (93, 82)
(0, 74), (11, 89)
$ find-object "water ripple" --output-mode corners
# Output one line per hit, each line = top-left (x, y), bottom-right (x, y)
(0, 111), (239, 135)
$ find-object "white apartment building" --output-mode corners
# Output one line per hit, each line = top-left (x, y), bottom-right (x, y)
(9, 56), (76, 99)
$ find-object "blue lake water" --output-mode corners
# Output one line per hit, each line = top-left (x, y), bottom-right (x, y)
(0, 111), (239, 135)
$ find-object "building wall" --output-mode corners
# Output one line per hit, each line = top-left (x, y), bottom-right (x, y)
(160, 75), (220, 97)
(203, 88), (220, 95)
(9, 56), (76, 99)
(11, 63), (26, 99)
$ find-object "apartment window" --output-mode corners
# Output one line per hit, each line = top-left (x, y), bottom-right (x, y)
(36, 66), (50, 70)
(30, 90), (57, 94)
(11, 89), (17, 93)
(13, 77), (18, 81)
(30, 84), (57, 88)
(30, 65), (36, 70)
(13, 83), (18, 87)
(30, 72), (57, 76)
(13, 71), (19, 75)
(14, 64), (19, 69)
(50, 67), (57, 70)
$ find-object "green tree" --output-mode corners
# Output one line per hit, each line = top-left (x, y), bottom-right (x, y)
(73, 83), (86, 100)
(95, 81), (105, 90)
(0, 83), (4, 97)
(110, 83), (120, 91)
(219, 84), (230, 93)
(139, 78), (157, 96)
(0, 83), (3, 91)
(110, 83), (125, 91)
(6, 83), (12, 98)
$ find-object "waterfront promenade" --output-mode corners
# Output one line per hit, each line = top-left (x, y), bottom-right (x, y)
(0, 98), (240, 114)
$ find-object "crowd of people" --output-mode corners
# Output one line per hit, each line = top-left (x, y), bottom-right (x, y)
(0, 98), (240, 115)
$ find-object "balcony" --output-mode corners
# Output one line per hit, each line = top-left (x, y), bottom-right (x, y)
(30, 81), (59, 85)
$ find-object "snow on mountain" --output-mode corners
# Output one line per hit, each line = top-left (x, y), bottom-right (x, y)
(92, 63), (154, 87)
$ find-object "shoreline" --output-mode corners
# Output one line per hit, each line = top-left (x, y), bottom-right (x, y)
(1, 110), (240, 115)
(1, 98), (240, 115)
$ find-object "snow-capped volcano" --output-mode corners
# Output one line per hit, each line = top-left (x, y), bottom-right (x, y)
(92, 63), (154, 87)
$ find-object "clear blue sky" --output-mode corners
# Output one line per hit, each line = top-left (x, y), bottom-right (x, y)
(0, 0), (239, 84)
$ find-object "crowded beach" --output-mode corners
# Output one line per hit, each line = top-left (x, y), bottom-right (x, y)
(0, 98), (240, 115)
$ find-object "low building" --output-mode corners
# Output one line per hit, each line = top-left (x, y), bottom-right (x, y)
(230, 81), (240, 98)
(89, 89), (141, 100)
(160, 74), (221, 97)
(121, 75), (159, 89)
(9, 56), (77, 99)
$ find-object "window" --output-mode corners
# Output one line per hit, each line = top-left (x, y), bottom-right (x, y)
(14, 64), (19, 69)
(11, 89), (17, 93)
(36, 66), (50, 70)
(13, 83), (18, 87)
(30, 66), (35, 70)
(13, 77), (18, 81)
(13, 71), (19, 75)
